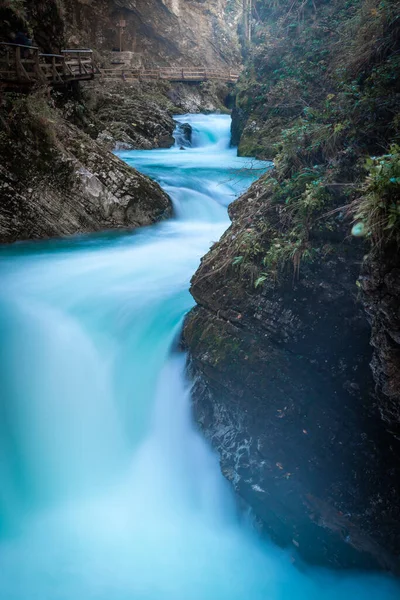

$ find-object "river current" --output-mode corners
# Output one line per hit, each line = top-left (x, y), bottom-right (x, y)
(0, 114), (398, 598)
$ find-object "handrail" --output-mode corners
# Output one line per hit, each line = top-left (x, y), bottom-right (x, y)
(0, 42), (38, 50)
(99, 66), (240, 83)
(39, 53), (64, 59)
(61, 49), (93, 54)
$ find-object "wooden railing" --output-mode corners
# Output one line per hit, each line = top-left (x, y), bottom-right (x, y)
(0, 43), (97, 86)
(100, 67), (240, 84)
(61, 49), (97, 79)
(0, 43), (239, 87)
(0, 43), (40, 83)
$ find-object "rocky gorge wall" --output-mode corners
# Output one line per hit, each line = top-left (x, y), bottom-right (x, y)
(63, 0), (241, 68)
(183, 0), (400, 573)
(183, 177), (400, 573)
(1, 0), (242, 66)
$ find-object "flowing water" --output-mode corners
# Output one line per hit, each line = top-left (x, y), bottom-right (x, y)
(0, 114), (398, 599)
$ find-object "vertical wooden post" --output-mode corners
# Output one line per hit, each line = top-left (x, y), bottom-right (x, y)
(15, 45), (22, 80)
(78, 52), (82, 75)
(52, 56), (57, 81)
(181, 68), (184, 80)
(34, 49), (41, 79)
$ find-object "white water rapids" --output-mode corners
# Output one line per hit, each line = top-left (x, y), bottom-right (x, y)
(0, 114), (398, 598)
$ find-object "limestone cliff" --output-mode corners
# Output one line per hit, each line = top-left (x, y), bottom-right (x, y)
(1, 0), (242, 66)
(64, 0), (242, 68)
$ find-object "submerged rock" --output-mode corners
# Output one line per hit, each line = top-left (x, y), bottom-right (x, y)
(175, 122), (193, 149)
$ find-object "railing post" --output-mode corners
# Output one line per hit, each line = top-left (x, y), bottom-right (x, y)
(52, 56), (57, 81)
(78, 52), (82, 75)
(15, 45), (22, 80)
(34, 49), (41, 79)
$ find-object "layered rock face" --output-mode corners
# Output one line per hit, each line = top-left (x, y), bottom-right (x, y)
(1, 0), (242, 67)
(0, 95), (171, 244)
(77, 80), (177, 150)
(64, 0), (242, 68)
(183, 179), (400, 572)
(361, 247), (400, 440)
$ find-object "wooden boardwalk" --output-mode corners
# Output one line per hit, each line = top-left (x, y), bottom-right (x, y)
(0, 43), (97, 87)
(0, 43), (239, 87)
(100, 66), (240, 84)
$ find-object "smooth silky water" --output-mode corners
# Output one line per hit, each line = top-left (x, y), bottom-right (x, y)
(0, 115), (398, 599)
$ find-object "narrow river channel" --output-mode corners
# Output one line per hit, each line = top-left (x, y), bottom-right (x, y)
(0, 115), (398, 599)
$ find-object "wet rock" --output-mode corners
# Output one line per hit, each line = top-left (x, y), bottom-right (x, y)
(174, 122), (193, 148)
(179, 123), (193, 144)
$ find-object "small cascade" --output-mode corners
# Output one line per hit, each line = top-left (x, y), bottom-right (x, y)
(175, 113), (232, 150)
(118, 114), (267, 221)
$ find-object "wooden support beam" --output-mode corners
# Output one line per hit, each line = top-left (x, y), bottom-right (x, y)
(15, 45), (22, 79)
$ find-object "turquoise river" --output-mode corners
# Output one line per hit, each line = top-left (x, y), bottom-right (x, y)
(0, 114), (398, 599)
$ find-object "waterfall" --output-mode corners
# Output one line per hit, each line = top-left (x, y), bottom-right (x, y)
(0, 115), (398, 599)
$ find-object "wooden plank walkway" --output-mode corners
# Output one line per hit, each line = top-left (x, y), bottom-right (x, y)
(100, 66), (240, 84)
(0, 43), (239, 87)
(0, 43), (97, 87)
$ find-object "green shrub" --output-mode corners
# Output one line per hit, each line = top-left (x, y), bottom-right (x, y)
(352, 145), (400, 244)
